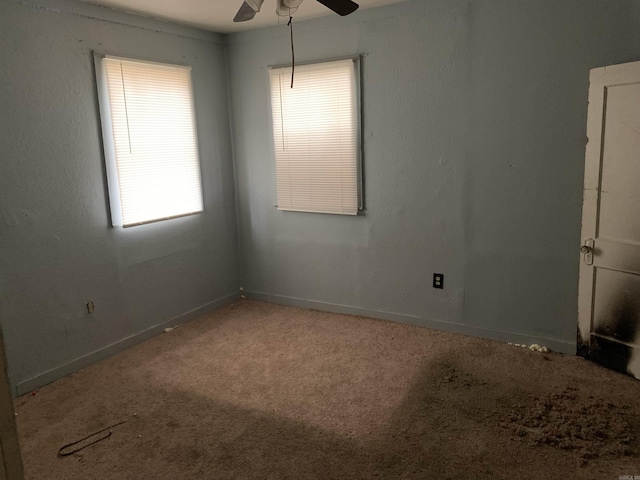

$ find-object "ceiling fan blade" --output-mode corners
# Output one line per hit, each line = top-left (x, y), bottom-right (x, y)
(315, 0), (359, 16)
(233, 1), (257, 22)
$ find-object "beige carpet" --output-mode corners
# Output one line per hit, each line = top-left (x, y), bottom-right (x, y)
(15, 300), (640, 479)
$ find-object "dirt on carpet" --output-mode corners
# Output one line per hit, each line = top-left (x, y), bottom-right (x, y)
(14, 300), (640, 480)
(503, 387), (637, 465)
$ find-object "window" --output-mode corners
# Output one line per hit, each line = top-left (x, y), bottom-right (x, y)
(94, 54), (204, 227)
(269, 58), (362, 215)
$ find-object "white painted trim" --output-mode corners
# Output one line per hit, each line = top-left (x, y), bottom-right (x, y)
(93, 52), (123, 227)
(15, 292), (240, 397)
(245, 291), (576, 355)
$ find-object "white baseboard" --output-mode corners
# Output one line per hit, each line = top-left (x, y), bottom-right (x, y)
(15, 292), (240, 397)
(16, 290), (576, 396)
(245, 291), (577, 355)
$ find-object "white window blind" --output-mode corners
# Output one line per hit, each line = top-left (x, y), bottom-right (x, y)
(95, 55), (203, 227)
(269, 58), (361, 215)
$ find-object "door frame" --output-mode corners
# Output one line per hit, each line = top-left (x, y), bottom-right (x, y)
(0, 328), (23, 480)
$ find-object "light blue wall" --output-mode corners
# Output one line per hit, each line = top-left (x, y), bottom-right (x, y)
(227, 0), (640, 353)
(3, 0), (640, 394)
(0, 0), (240, 394)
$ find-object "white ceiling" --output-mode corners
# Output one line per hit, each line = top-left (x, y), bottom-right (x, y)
(77, 0), (406, 33)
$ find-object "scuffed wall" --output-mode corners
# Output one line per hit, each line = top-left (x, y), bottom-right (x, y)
(3, 0), (640, 394)
(0, 0), (240, 394)
(227, 0), (640, 353)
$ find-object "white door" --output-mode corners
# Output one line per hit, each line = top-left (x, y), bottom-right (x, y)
(579, 60), (640, 380)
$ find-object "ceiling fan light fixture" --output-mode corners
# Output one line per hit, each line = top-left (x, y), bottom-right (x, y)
(246, 0), (265, 12)
(276, 0), (302, 16)
(282, 0), (303, 8)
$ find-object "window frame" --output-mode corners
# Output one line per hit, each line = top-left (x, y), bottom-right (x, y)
(267, 55), (364, 215)
(93, 52), (205, 228)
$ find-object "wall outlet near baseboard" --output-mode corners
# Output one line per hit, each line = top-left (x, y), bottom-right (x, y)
(433, 274), (444, 289)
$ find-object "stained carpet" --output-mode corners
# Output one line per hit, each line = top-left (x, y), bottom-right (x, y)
(16, 300), (640, 479)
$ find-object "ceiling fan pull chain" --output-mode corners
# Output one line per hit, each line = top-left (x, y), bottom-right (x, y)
(288, 16), (295, 88)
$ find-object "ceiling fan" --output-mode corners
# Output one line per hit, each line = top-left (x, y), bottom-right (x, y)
(233, 0), (359, 22)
